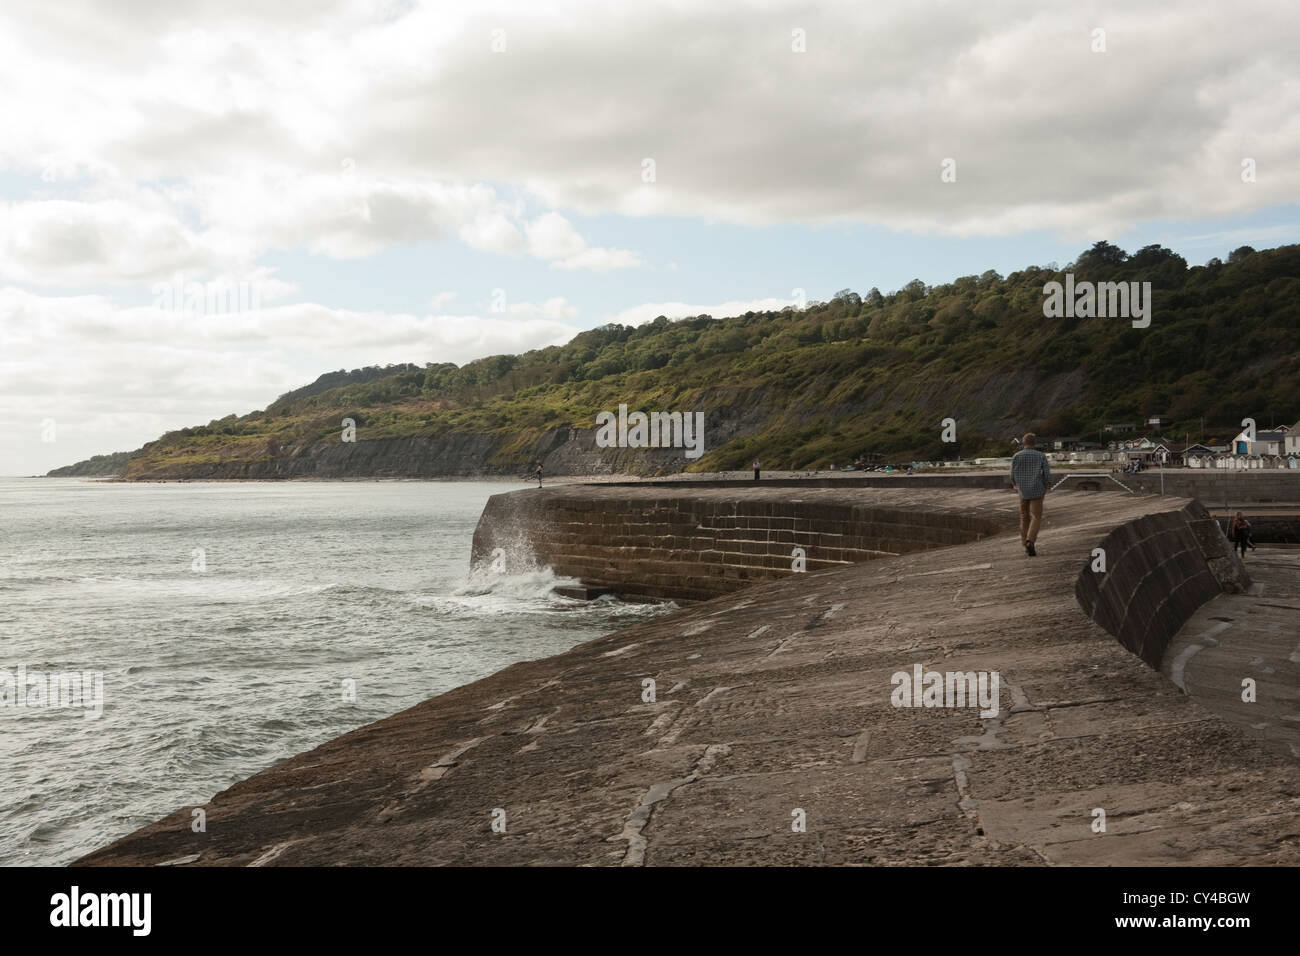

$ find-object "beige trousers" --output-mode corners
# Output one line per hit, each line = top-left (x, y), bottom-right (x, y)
(1019, 497), (1044, 544)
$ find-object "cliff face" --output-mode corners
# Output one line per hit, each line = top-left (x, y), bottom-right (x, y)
(108, 367), (1082, 480)
(120, 427), (695, 480)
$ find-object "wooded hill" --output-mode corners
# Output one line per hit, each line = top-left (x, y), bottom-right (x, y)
(50, 241), (1300, 478)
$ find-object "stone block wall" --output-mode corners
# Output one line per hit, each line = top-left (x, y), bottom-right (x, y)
(1074, 500), (1252, 668)
(1119, 471), (1300, 504)
(471, 490), (1006, 602)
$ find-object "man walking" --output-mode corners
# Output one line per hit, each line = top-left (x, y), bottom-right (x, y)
(753, 458), (761, 481)
(1010, 433), (1051, 556)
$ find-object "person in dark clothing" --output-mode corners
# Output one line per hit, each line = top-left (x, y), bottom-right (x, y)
(1229, 511), (1252, 558)
(752, 458), (761, 481)
(533, 460), (543, 487)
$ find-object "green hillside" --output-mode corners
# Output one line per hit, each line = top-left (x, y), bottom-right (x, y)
(54, 241), (1300, 478)
(45, 449), (136, 478)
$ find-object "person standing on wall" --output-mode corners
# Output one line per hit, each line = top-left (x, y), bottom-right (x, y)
(1010, 432), (1051, 557)
(753, 458), (761, 481)
(533, 460), (543, 488)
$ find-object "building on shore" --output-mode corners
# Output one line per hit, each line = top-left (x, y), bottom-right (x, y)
(1285, 421), (1300, 456)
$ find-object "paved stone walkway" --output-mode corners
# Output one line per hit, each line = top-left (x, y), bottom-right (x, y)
(1163, 548), (1300, 762)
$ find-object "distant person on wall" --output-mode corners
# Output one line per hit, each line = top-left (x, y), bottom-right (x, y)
(1010, 432), (1051, 557)
(1229, 511), (1253, 558)
(533, 460), (543, 488)
(753, 458), (761, 481)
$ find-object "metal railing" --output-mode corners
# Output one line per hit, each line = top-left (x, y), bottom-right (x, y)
(1049, 472), (1135, 493)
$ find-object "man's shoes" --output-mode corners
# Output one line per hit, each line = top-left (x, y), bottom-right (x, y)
(1025, 542), (1037, 557)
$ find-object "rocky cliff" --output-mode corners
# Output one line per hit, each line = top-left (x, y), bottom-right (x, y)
(115, 427), (697, 480)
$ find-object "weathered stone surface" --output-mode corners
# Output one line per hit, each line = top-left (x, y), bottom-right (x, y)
(78, 488), (1300, 867)
(1161, 549), (1300, 762)
(1075, 501), (1251, 666)
(471, 485), (1011, 602)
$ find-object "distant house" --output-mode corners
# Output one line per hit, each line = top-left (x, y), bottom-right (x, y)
(1117, 447), (1156, 463)
(1052, 436), (1089, 451)
(1286, 421), (1300, 455)
(1146, 416), (1173, 430)
(1231, 428), (1285, 456)
(1261, 431), (1286, 454)
(1104, 423), (1136, 433)
(1150, 442), (1175, 464)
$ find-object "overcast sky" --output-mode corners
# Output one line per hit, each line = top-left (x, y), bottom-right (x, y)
(3, 0), (1298, 474)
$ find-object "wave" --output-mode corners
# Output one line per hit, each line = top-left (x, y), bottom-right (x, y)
(453, 565), (582, 601)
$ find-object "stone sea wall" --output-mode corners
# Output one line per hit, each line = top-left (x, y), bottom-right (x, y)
(1074, 500), (1251, 668)
(1117, 470), (1300, 504)
(471, 485), (1013, 602)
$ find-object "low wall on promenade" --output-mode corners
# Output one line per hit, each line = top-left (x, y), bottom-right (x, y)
(1074, 500), (1252, 668)
(1116, 470), (1300, 504)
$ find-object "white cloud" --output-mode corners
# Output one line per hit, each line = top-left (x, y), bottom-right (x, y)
(0, 175), (641, 285)
(525, 212), (587, 261)
(524, 211), (642, 271)
(0, 197), (216, 286)
(504, 296), (579, 319)
(459, 211), (524, 254)
(3, 0), (1293, 261)
(549, 246), (644, 272)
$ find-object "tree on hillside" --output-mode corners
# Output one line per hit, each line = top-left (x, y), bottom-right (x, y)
(1076, 240), (1128, 271)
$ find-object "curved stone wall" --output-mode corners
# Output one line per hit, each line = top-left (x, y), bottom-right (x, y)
(1074, 500), (1252, 667)
(471, 486), (1011, 602)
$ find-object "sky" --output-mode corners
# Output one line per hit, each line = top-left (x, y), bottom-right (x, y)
(2, 0), (1298, 475)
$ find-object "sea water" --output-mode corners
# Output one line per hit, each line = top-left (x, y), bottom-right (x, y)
(0, 478), (670, 865)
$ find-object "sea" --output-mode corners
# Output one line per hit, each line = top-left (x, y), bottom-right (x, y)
(0, 478), (672, 866)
